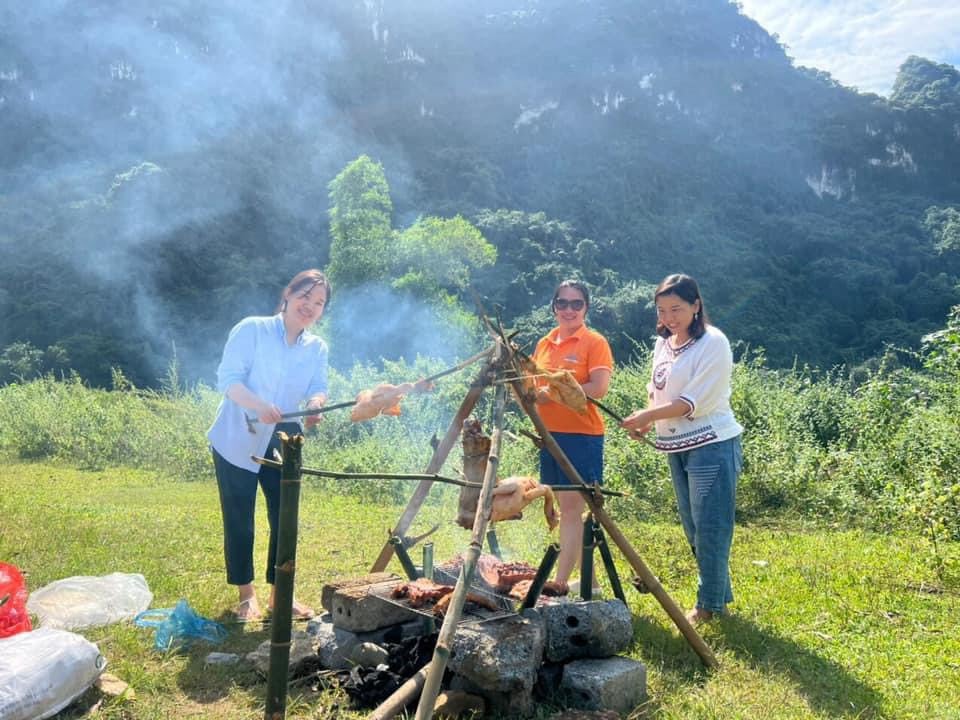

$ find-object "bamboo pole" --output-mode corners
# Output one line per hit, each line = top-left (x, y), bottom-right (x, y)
(367, 663), (432, 720)
(415, 383), (507, 720)
(264, 432), (305, 719)
(370, 367), (490, 572)
(511, 381), (718, 669)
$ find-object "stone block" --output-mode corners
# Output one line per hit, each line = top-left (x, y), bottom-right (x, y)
(320, 572), (399, 611)
(325, 576), (420, 632)
(561, 656), (646, 715)
(448, 614), (546, 716)
(435, 689), (485, 718)
(538, 599), (632, 662)
(246, 630), (317, 675)
(307, 613), (428, 670)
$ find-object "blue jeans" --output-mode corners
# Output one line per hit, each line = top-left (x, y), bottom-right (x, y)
(667, 435), (742, 613)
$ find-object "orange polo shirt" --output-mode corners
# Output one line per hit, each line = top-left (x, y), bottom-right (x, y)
(532, 324), (613, 435)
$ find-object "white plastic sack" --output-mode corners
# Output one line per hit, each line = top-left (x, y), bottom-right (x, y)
(27, 573), (153, 630)
(0, 627), (106, 720)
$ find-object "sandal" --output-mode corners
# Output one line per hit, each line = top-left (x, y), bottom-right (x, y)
(234, 598), (263, 623)
(266, 599), (316, 621)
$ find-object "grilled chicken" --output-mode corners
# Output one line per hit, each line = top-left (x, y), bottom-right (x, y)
(491, 476), (559, 531)
(350, 382), (415, 421)
(544, 369), (588, 414)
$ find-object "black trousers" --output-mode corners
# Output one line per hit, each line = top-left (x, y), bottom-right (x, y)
(211, 423), (300, 586)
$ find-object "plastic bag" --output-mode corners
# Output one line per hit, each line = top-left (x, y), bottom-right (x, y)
(0, 626), (106, 720)
(134, 599), (228, 651)
(27, 572), (153, 630)
(0, 562), (32, 638)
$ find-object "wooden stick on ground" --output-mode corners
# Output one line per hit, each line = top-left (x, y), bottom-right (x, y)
(511, 379), (718, 669)
(415, 383), (508, 720)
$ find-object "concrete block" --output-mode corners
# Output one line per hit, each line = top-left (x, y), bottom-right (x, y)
(561, 656), (647, 715)
(448, 614), (546, 716)
(325, 576), (419, 632)
(538, 599), (633, 662)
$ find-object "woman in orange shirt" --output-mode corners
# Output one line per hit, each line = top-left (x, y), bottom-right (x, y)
(532, 280), (613, 593)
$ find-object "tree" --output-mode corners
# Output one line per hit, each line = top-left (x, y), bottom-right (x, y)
(326, 155), (394, 288)
(924, 205), (960, 254)
(393, 215), (496, 295)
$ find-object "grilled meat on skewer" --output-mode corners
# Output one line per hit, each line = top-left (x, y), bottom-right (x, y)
(490, 476), (559, 531)
(544, 369), (588, 414)
(350, 382), (415, 421)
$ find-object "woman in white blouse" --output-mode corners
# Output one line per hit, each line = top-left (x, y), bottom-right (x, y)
(621, 274), (743, 624)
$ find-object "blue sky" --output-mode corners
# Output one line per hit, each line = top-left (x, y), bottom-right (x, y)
(736, 0), (960, 96)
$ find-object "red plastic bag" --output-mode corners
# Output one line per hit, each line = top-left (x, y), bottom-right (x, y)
(0, 562), (32, 638)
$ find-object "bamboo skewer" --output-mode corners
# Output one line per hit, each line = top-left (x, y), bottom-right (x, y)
(251, 457), (481, 488)
(587, 396), (660, 449)
(415, 383), (508, 720)
(246, 346), (495, 433)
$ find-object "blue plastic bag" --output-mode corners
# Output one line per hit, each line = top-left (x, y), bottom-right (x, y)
(134, 599), (227, 651)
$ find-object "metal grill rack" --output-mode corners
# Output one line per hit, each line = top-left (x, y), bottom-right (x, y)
(368, 564), (517, 624)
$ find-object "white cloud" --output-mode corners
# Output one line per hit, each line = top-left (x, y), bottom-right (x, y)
(736, 0), (960, 95)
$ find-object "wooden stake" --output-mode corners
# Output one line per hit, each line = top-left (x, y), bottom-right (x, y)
(370, 367), (490, 572)
(415, 383), (507, 720)
(264, 432), (305, 719)
(511, 381), (718, 669)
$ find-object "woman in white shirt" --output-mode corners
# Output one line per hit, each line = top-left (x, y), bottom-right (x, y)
(621, 274), (743, 624)
(208, 269), (330, 622)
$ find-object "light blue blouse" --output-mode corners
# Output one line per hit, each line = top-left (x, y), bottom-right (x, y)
(207, 314), (328, 472)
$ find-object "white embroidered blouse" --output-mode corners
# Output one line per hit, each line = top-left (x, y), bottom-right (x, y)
(646, 325), (743, 452)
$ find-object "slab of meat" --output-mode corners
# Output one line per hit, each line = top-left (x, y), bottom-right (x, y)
(350, 382), (415, 421)
(432, 591), (500, 617)
(491, 476), (559, 531)
(390, 578), (455, 607)
(507, 578), (569, 600)
(492, 560), (539, 589)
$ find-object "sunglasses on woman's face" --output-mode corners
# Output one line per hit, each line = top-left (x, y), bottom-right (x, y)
(553, 298), (586, 311)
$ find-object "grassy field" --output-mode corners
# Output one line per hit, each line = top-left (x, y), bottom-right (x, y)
(2, 462), (958, 720)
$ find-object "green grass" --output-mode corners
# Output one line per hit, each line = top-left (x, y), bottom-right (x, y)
(2, 462), (958, 719)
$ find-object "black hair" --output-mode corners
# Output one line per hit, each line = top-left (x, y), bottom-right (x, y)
(654, 273), (709, 339)
(551, 279), (590, 310)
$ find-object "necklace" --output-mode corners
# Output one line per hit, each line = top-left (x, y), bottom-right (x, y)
(669, 335), (696, 355)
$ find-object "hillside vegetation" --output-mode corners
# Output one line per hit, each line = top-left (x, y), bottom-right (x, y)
(2, 1), (960, 386)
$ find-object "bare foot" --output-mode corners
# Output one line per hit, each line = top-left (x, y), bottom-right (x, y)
(684, 607), (715, 625)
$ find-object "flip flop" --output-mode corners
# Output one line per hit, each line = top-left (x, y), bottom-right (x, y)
(234, 598), (263, 623)
(267, 600), (315, 621)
